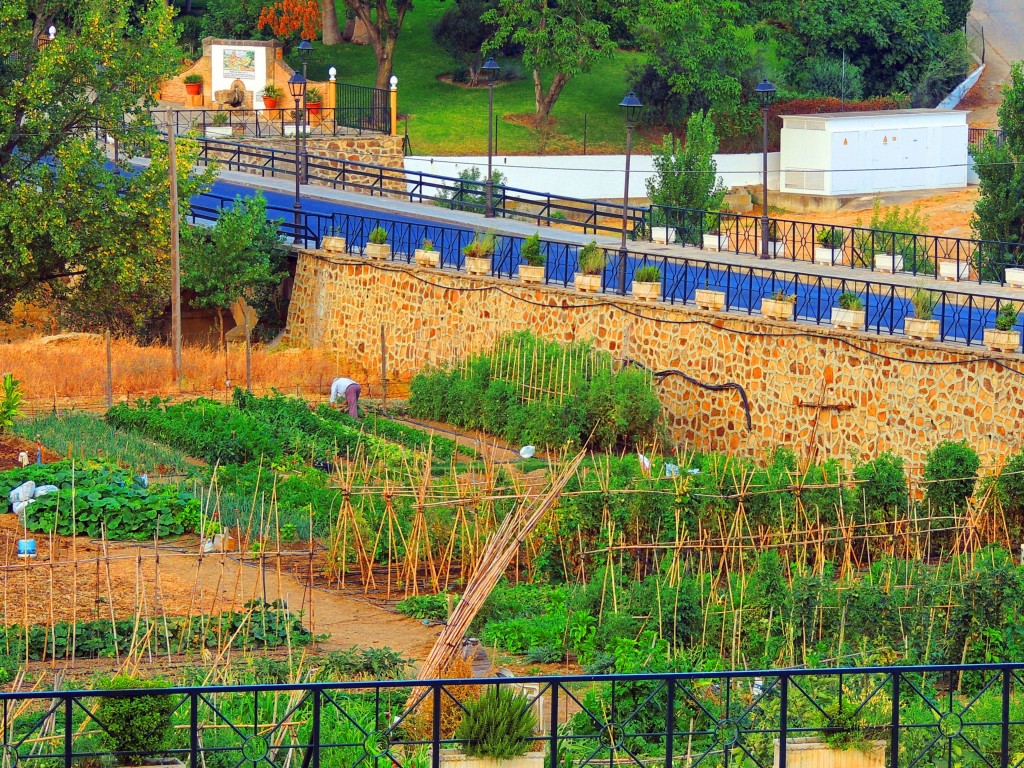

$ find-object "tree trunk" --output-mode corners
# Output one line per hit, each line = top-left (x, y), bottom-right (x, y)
(534, 72), (569, 119)
(321, 0), (343, 46)
(373, 42), (394, 90)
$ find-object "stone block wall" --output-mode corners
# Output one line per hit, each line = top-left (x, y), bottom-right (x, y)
(284, 251), (1023, 468)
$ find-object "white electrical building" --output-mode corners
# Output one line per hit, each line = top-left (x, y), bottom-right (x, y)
(779, 109), (968, 196)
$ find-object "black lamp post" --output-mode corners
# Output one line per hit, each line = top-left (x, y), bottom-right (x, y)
(755, 78), (777, 259)
(297, 39), (314, 182)
(288, 71), (307, 244)
(618, 90), (642, 295)
(297, 39), (313, 78)
(482, 56), (500, 218)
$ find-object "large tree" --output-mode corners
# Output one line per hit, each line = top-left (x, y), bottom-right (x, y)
(483, 0), (614, 119)
(341, 0), (413, 90)
(0, 0), (209, 331)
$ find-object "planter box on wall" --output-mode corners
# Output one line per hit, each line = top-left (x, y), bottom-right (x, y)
(632, 281), (661, 302)
(765, 240), (785, 258)
(905, 317), (940, 341)
(205, 126), (233, 138)
(985, 328), (1019, 353)
(874, 252), (904, 273)
(939, 260), (971, 281)
(519, 265), (545, 284)
(465, 256), (491, 275)
(761, 298), (795, 321)
(575, 273), (602, 293)
(774, 738), (886, 768)
(703, 234), (731, 252)
(694, 288), (726, 311)
(1004, 268), (1024, 288)
(414, 249), (440, 268)
(321, 236), (346, 254)
(365, 243), (391, 260)
(652, 227), (673, 245)
(814, 246), (842, 265)
(831, 307), (866, 330)
(440, 751), (546, 768)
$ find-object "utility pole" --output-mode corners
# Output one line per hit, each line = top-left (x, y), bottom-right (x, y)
(167, 107), (182, 387)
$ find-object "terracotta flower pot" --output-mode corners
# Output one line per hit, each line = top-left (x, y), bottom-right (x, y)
(307, 101), (322, 114)
(262, 97), (278, 109)
(185, 82), (202, 95)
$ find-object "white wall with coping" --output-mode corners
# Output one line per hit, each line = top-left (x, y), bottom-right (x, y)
(210, 44), (268, 108)
(936, 64), (986, 110)
(404, 152), (781, 201)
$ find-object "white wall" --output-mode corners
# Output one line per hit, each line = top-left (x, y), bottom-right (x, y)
(404, 152), (781, 201)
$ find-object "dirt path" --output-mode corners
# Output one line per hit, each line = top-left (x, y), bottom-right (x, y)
(967, 0), (1024, 127)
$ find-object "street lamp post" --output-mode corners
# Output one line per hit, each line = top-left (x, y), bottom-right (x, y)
(755, 78), (777, 259)
(297, 40), (313, 183)
(481, 57), (500, 218)
(288, 72), (307, 245)
(618, 91), (642, 295)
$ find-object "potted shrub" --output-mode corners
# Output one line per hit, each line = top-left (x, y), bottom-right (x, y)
(464, 232), (496, 275)
(856, 231), (902, 273)
(261, 84), (283, 110)
(414, 238), (440, 268)
(694, 280), (726, 311)
(305, 86), (323, 115)
(831, 291), (865, 330)
(815, 228), (845, 265)
(518, 233), (545, 284)
(777, 702), (886, 768)
(905, 289), (940, 341)
(761, 289), (795, 320)
(446, 688), (541, 768)
(183, 73), (202, 96)
(985, 302), (1020, 353)
(365, 226), (391, 260)
(321, 231), (346, 254)
(766, 220), (786, 257)
(205, 111), (233, 138)
(574, 241), (605, 292)
(632, 265), (662, 301)
(96, 676), (179, 766)
(703, 212), (731, 252)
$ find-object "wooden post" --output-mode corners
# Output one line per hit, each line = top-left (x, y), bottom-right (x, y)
(380, 324), (388, 413)
(167, 107), (182, 388)
(105, 331), (113, 408)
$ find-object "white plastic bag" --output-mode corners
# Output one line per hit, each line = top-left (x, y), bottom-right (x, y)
(33, 485), (58, 498)
(9, 481), (35, 505)
(12, 500), (32, 521)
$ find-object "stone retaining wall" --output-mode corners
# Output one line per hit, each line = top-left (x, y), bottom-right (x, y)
(284, 250), (1022, 467)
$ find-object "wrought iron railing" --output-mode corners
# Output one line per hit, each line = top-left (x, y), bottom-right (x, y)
(335, 82), (391, 134)
(153, 108), (357, 138)
(187, 191), (1024, 351)
(968, 127), (1005, 150)
(9, 663), (1024, 768)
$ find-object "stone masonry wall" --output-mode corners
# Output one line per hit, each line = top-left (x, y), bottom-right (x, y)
(285, 250), (1022, 469)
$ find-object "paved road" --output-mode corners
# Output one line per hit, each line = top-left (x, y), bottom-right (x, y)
(968, 0), (1024, 125)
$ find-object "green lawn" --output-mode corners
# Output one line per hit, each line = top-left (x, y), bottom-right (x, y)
(291, 0), (644, 156)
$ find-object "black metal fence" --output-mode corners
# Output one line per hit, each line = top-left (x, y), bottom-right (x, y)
(968, 127), (1005, 150)
(153, 108), (358, 138)
(335, 82), (391, 134)
(188, 191), (1023, 351)
(10, 663), (1024, 768)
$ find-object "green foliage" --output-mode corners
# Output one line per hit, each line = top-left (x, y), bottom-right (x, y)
(432, 0), (499, 85)
(95, 676), (176, 764)
(791, 56), (865, 101)
(305, 87), (322, 104)
(855, 199), (933, 272)
(850, 452), (909, 521)
(924, 439), (979, 514)
(0, 373), (23, 433)
(940, 0), (973, 31)
(183, 73), (203, 85)
(911, 289), (937, 320)
(646, 114), (726, 216)
(262, 84), (284, 99)
(771, 289), (795, 303)
(838, 291), (863, 311)
(201, 0), (266, 39)
(454, 688), (536, 759)
(421, 238), (434, 252)
(463, 232), (497, 258)
(368, 226), (389, 245)
(314, 646), (411, 680)
(995, 302), (1019, 331)
(482, 0), (614, 118)
(816, 228), (845, 248)
(434, 167), (508, 212)
(520, 233), (545, 267)
(395, 593), (454, 621)
(821, 700), (881, 751)
(578, 241), (606, 275)
(634, 265), (661, 283)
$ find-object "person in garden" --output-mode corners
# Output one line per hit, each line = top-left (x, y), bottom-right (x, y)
(329, 377), (361, 418)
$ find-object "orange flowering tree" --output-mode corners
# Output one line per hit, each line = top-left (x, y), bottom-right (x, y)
(258, 0), (322, 42)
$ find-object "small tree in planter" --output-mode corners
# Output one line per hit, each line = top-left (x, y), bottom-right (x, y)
(574, 241), (606, 292)
(414, 238), (439, 268)
(518, 233), (545, 283)
(761, 289), (795, 320)
(694, 279), (726, 311)
(96, 676), (178, 766)
(815, 228), (845, 265)
(321, 227), (346, 255)
(365, 227), (391, 259)
(206, 110), (233, 138)
(464, 232), (496, 275)
(831, 291), (865, 330)
(449, 687), (539, 768)
(906, 289), (940, 341)
(703, 211), (731, 252)
(632, 265), (661, 301)
(183, 73), (202, 95)
(985, 302), (1020, 352)
(261, 84), (283, 109)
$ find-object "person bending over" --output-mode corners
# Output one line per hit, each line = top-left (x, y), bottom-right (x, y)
(329, 377), (361, 419)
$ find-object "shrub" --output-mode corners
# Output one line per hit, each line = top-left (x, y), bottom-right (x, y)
(95, 676), (176, 764)
(838, 291), (863, 311)
(771, 289), (795, 303)
(816, 228), (845, 248)
(368, 227), (388, 245)
(995, 302), (1019, 331)
(578, 241), (605, 275)
(634, 265), (661, 283)
(464, 232), (496, 258)
(183, 73), (203, 85)
(305, 86), (322, 104)
(520, 233), (544, 266)
(262, 84), (284, 99)
(0, 373), (23, 433)
(911, 289), (937, 321)
(854, 199), (932, 272)
(211, 111), (230, 126)
(420, 238), (434, 252)
(454, 687), (536, 759)
(704, 212), (722, 234)
(850, 451), (908, 521)
(924, 439), (980, 514)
